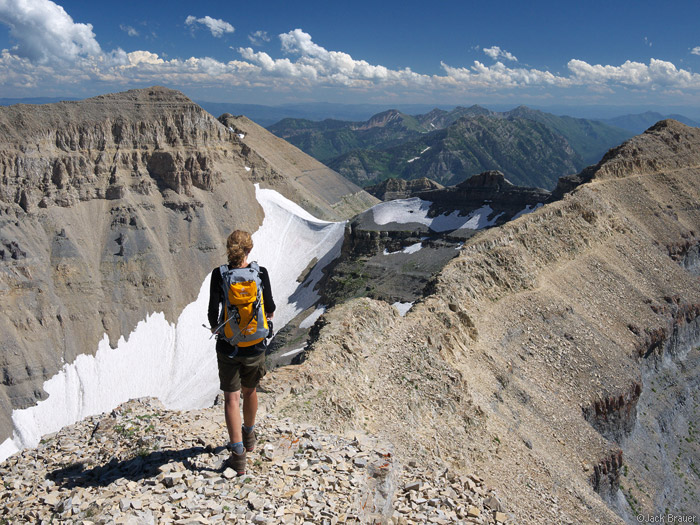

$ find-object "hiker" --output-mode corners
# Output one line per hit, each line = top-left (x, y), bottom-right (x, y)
(207, 230), (275, 475)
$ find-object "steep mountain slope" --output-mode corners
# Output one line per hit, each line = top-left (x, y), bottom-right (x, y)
(329, 116), (582, 189)
(267, 109), (429, 162)
(0, 87), (376, 443)
(217, 113), (376, 219)
(503, 105), (632, 166)
(269, 120), (700, 523)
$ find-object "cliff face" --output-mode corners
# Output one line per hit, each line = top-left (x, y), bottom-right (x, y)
(364, 177), (444, 201)
(0, 87), (374, 441)
(269, 121), (700, 523)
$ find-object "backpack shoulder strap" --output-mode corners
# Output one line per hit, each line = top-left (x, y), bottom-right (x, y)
(248, 261), (260, 273)
(219, 264), (229, 277)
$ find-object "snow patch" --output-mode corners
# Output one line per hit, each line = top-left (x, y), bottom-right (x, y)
(245, 166), (251, 172)
(393, 302), (414, 316)
(384, 242), (423, 255)
(238, 133), (245, 139)
(0, 185), (346, 462)
(299, 306), (326, 329)
(372, 198), (501, 232)
(407, 146), (430, 163)
(280, 347), (306, 358)
(0, 278), (218, 461)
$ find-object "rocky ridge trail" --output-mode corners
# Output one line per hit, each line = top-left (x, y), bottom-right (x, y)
(0, 397), (508, 525)
(266, 121), (700, 523)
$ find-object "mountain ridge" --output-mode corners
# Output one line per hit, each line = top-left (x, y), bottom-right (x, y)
(268, 120), (700, 522)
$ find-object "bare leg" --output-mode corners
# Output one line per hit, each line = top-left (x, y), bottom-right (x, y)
(224, 391), (242, 444)
(241, 386), (258, 427)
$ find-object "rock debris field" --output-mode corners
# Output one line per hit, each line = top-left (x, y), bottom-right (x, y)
(0, 398), (508, 524)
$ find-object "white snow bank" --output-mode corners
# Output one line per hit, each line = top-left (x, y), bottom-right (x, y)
(250, 185), (345, 330)
(0, 185), (346, 462)
(0, 278), (218, 461)
(406, 146), (431, 163)
(392, 302), (414, 316)
(384, 242), (423, 255)
(299, 306), (326, 329)
(238, 133), (245, 139)
(372, 198), (501, 232)
(280, 347), (306, 358)
(245, 166), (251, 172)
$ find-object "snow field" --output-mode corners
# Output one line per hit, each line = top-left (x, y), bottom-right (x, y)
(299, 306), (327, 329)
(372, 197), (502, 232)
(392, 302), (414, 316)
(383, 242), (423, 255)
(249, 186), (345, 330)
(0, 185), (346, 462)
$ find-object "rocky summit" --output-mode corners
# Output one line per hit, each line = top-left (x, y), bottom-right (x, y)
(0, 397), (508, 524)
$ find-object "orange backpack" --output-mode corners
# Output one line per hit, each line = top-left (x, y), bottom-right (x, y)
(213, 262), (269, 347)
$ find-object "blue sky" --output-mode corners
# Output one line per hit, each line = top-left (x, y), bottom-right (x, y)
(0, 0), (699, 111)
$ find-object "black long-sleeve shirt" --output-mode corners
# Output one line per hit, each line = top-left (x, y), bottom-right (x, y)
(208, 264), (276, 356)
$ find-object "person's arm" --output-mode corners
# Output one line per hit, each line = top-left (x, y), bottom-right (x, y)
(259, 267), (276, 317)
(207, 268), (223, 330)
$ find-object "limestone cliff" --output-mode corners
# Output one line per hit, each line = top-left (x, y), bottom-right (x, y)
(0, 87), (375, 442)
(364, 177), (444, 201)
(269, 120), (700, 523)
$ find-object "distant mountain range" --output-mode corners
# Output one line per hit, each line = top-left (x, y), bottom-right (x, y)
(269, 106), (634, 189)
(600, 111), (700, 133)
(3, 95), (696, 191)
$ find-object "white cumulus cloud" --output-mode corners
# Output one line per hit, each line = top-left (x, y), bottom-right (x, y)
(239, 29), (428, 87)
(185, 15), (234, 38)
(567, 58), (700, 88)
(0, 2), (699, 104)
(483, 46), (518, 62)
(440, 60), (568, 88)
(126, 50), (164, 66)
(248, 30), (270, 46)
(0, 0), (101, 63)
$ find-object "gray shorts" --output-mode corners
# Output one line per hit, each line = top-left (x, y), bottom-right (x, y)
(217, 351), (266, 392)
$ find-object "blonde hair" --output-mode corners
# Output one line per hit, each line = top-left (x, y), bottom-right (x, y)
(226, 230), (253, 267)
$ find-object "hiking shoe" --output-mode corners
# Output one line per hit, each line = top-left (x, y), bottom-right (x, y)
(242, 426), (256, 452)
(226, 450), (246, 476)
